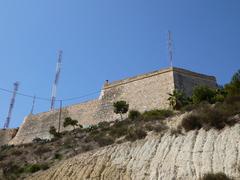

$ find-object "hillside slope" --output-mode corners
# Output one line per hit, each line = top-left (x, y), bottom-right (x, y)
(27, 124), (240, 180)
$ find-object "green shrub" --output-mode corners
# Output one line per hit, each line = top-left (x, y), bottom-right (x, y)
(180, 104), (197, 112)
(213, 89), (227, 103)
(181, 114), (202, 132)
(152, 124), (168, 133)
(170, 128), (182, 136)
(24, 164), (41, 173)
(1, 144), (14, 151)
(110, 119), (131, 138)
(85, 125), (98, 132)
(34, 146), (51, 157)
(192, 86), (216, 104)
(110, 126), (128, 138)
(0, 153), (6, 161)
(40, 163), (49, 170)
(49, 126), (61, 138)
(98, 121), (110, 131)
(128, 110), (141, 120)
(23, 163), (48, 173)
(201, 172), (232, 180)
(10, 149), (23, 156)
(125, 128), (147, 142)
(168, 90), (189, 110)
(181, 102), (239, 132)
(93, 135), (114, 147)
(142, 109), (173, 121)
(225, 69), (240, 97)
(1, 161), (23, 177)
(54, 153), (62, 160)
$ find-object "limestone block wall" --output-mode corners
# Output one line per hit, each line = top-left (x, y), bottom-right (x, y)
(8, 67), (217, 145)
(173, 68), (217, 96)
(10, 100), (99, 144)
(101, 68), (175, 112)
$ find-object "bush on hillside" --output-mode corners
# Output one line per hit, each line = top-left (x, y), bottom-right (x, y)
(93, 134), (114, 147)
(142, 109), (173, 121)
(109, 125), (128, 138)
(125, 128), (147, 142)
(1, 144), (14, 151)
(34, 146), (51, 157)
(201, 172), (232, 180)
(63, 117), (79, 130)
(181, 102), (240, 132)
(1, 161), (23, 178)
(192, 86), (216, 104)
(98, 121), (110, 131)
(54, 153), (62, 160)
(24, 163), (49, 173)
(181, 114), (202, 131)
(152, 124), (168, 133)
(49, 126), (61, 138)
(128, 110), (141, 121)
(168, 90), (189, 110)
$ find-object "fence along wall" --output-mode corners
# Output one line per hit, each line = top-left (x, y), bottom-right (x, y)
(9, 67), (217, 145)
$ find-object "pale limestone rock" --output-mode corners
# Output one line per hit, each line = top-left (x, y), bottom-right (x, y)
(27, 125), (240, 180)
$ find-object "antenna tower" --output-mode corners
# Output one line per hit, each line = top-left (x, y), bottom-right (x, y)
(3, 82), (19, 129)
(50, 50), (62, 110)
(168, 30), (173, 67)
(30, 95), (36, 114)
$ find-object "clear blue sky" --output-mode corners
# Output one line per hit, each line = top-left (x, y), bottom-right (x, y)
(0, 0), (239, 128)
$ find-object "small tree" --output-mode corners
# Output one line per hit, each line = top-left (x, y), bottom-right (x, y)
(63, 117), (78, 130)
(113, 101), (129, 120)
(168, 90), (187, 110)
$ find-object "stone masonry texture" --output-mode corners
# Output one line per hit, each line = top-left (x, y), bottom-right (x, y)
(8, 67), (217, 145)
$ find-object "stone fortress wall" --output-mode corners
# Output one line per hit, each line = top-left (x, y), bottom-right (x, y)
(9, 67), (217, 145)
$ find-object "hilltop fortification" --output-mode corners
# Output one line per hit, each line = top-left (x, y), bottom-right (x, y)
(9, 67), (216, 145)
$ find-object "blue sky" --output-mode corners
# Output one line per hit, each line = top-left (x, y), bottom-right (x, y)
(0, 0), (239, 128)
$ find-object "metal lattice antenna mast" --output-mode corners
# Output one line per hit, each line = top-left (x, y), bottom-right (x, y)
(168, 30), (173, 67)
(3, 82), (19, 129)
(50, 50), (62, 110)
(30, 95), (36, 115)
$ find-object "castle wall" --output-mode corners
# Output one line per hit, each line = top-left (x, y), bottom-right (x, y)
(173, 68), (217, 96)
(10, 100), (100, 145)
(8, 67), (217, 145)
(101, 68), (175, 112)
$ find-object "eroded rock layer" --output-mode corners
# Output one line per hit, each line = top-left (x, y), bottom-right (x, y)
(27, 124), (240, 180)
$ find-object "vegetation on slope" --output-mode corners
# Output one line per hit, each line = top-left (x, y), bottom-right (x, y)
(0, 108), (175, 179)
(169, 69), (240, 131)
(201, 172), (233, 180)
(0, 69), (239, 179)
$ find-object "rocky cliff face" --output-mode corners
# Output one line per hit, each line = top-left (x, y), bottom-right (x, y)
(0, 129), (18, 146)
(27, 124), (240, 180)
